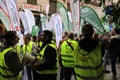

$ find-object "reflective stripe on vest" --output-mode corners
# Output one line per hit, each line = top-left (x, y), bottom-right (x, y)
(0, 47), (19, 79)
(37, 42), (58, 74)
(74, 43), (105, 80)
(61, 39), (78, 67)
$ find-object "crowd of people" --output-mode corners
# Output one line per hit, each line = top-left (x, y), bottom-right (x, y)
(0, 22), (120, 80)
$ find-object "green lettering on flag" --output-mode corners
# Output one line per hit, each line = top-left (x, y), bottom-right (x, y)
(80, 6), (106, 34)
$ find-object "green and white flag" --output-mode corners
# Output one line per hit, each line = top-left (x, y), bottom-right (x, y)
(57, 1), (69, 32)
(67, 12), (73, 32)
(32, 25), (40, 36)
(80, 6), (105, 34)
(40, 14), (47, 30)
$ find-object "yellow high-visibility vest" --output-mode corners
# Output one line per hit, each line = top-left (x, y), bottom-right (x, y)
(74, 43), (105, 80)
(0, 47), (20, 80)
(60, 39), (78, 67)
(37, 42), (58, 74)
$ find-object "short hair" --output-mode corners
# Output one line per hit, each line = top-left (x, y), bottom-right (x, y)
(3, 31), (17, 46)
(82, 24), (94, 36)
(4, 31), (16, 40)
(68, 32), (74, 39)
(115, 28), (120, 34)
(24, 33), (31, 41)
(43, 30), (52, 40)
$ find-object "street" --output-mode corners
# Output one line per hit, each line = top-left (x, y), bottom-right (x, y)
(57, 63), (120, 80)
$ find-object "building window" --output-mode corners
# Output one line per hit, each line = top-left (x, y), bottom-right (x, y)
(27, 0), (37, 4)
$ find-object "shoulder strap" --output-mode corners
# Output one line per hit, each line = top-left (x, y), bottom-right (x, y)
(66, 40), (74, 51)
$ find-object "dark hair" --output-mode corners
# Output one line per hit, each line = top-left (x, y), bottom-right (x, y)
(115, 28), (120, 34)
(3, 31), (17, 46)
(24, 33), (31, 41)
(68, 32), (74, 39)
(43, 30), (52, 41)
(82, 24), (94, 37)
(4, 31), (16, 40)
(32, 36), (37, 42)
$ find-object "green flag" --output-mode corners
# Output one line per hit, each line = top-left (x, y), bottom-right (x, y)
(32, 25), (40, 36)
(40, 14), (47, 30)
(57, 2), (69, 32)
(80, 6), (105, 34)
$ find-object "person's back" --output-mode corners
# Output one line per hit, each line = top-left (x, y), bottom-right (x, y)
(60, 32), (78, 80)
(109, 32), (120, 56)
(108, 28), (120, 80)
(74, 24), (105, 80)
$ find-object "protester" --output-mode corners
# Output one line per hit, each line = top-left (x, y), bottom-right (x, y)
(108, 28), (120, 80)
(57, 32), (68, 80)
(59, 32), (78, 80)
(100, 33), (111, 73)
(21, 33), (38, 80)
(0, 31), (22, 80)
(74, 24), (105, 80)
(33, 30), (57, 80)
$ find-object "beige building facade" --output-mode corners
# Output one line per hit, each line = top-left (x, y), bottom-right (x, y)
(16, 0), (69, 15)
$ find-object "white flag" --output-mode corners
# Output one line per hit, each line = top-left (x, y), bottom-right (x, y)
(52, 14), (63, 48)
(70, 0), (80, 36)
(5, 0), (20, 31)
(19, 11), (30, 34)
(24, 9), (35, 33)
(0, 0), (8, 15)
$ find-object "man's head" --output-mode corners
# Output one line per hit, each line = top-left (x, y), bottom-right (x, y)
(3, 31), (19, 46)
(82, 24), (94, 38)
(23, 33), (31, 45)
(40, 30), (52, 43)
(68, 32), (74, 40)
(115, 28), (120, 35)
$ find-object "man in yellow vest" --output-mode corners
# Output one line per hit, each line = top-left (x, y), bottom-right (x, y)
(0, 31), (22, 80)
(21, 33), (38, 80)
(74, 24), (105, 80)
(59, 32), (78, 80)
(33, 30), (57, 80)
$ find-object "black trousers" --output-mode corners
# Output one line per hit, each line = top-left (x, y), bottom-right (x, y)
(62, 67), (76, 80)
(33, 71), (57, 80)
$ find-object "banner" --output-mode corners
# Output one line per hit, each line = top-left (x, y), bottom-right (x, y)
(0, 8), (11, 31)
(57, 2), (69, 32)
(24, 9), (35, 33)
(70, 0), (80, 35)
(5, 0), (20, 31)
(0, 0), (8, 15)
(19, 11), (30, 34)
(31, 25), (40, 36)
(46, 17), (54, 31)
(52, 14), (63, 48)
(80, 6), (105, 34)
(40, 14), (47, 30)
(67, 12), (73, 32)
